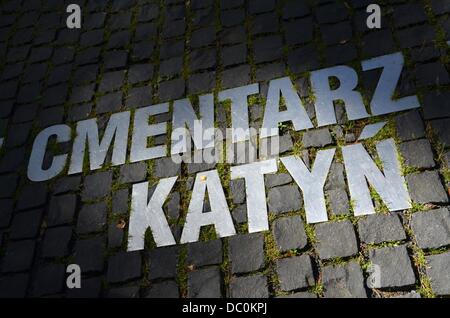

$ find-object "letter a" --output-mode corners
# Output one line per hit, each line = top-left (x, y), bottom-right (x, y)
(66, 4), (81, 29)
(66, 264), (81, 289)
(366, 4), (381, 29)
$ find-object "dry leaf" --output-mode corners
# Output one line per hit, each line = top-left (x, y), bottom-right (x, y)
(116, 219), (126, 229)
(200, 175), (207, 181)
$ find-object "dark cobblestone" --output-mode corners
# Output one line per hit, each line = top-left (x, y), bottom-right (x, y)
(406, 171), (448, 204)
(229, 233), (265, 274)
(187, 239), (222, 268)
(144, 280), (179, 298)
(272, 216), (308, 252)
(230, 275), (269, 298)
(400, 139), (435, 169)
(74, 236), (105, 273)
(276, 255), (315, 291)
(411, 208), (450, 249)
(426, 252), (450, 296)
(368, 245), (416, 288)
(268, 185), (302, 214)
(315, 220), (358, 259)
(322, 261), (367, 298)
(358, 213), (406, 244)
(188, 267), (221, 298)
(148, 246), (179, 280)
(107, 251), (142, 284)
(77, 202), (107, 234)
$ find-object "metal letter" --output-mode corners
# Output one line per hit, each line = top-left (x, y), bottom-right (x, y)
(171, 94), (215, 154)
(362, 52), (420, 116)
(69, 112), (130, 174)
(128, 177), (178, 251)
(231, 159), (278, 232)
(311, 65), (369, 127)
(219, 84), (259, 143)
(281, 149), (335, 223)
(342, 138), (411, 216)
(28, 125), (71, 182)
(180, 170), (236, 243)
(261, 77), (313, 138)
(130, 103), (168, 162)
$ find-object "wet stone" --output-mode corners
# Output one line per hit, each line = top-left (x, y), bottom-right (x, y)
(315, 220), (358, 260)
(188, 266), (221, 298)
(322, 261), (367, 298)
(230, 274), (269, 298)
(276, 255), (315, 291)
(411, 208), (450, 249)
(368, 245), (416, 288)
(406, 171), (448, 204)
(358, 213), (406, 244)
(272, 216), (308, 252)
(229, 233), (265, 274)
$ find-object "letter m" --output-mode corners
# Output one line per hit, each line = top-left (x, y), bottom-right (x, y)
(69, 112), (130, 174)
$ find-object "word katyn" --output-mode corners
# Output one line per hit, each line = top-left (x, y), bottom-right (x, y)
(27, 52), (419, 251)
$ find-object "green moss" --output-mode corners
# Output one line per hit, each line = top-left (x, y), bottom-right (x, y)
(199, 225), (218, 242)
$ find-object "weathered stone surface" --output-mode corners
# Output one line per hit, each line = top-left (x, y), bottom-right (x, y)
(400, 139), (435, 169)
(187, 239), (222, 268)
(9, 209), (42, 240)
(107, 251), (142, 283)
(1, 240), (35, 273)
(426, 252), (450, 296)
(324, 162), (346, 191)
(31, 264), (65, 297)
(272, 216), (308, 252)
(187, 267), (221, 298)
(0, 274), (29, 298)
(265, 173), (292, 188)
(81, 171), (112, 201)
(315, 220), (358, 259)
(74, 236), (105, 273)
(430, 119), (450, 147)
(47, 194), (77, 226)
(229, 233), (265, 274)
(268, 185), (302, 213)
(148, 246), (179, 280)
(326, 188), (350, 215)
(411, 208), (450, 249)
(145, 280), (179, 298)
(77, 202), (107, 234)
(358, 213), (406, 244)
(322, 261), (367, 298)
(368, 245), (416, 288)
(153, 157), (181, 178)
(230, 275), (269, 298)
(276, 255), (315, 291)
(119, 162), (147, 183)
(395, 110), (425, 141)
(67, 277), (102, 298)
(41, 226), (72, 258)
(302, 128), (332, 148)
(406, 171), (448, 204)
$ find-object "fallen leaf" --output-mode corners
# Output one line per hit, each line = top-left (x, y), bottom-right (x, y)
(116, 219), (126, 229)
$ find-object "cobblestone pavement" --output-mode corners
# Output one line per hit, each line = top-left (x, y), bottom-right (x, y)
(0, 0), (450, 298)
